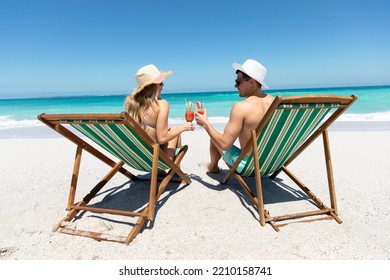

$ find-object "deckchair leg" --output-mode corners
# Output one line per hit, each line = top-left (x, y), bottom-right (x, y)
(148, 144), (159, 220)
(322, 129), (338, 215)
(57, 160), (125, 225)
(231, 173), (280, 231)
(126, 144), (192, 240)
(125, 208), (148, 244)
(254, 173), (266, 226)
(222, 168), (235, 184)
(172, 145), (192, 185)
(251, 130), (266, 227)
(125, 147), (191, 243)
(152, 150), (191, 207)
(266, 128), (342, 226)
(279, 165), (342, 224)
(124, 165), (176, 244)
(67, 145), (82, 210)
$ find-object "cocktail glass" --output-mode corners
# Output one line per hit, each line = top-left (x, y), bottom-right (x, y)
(185, 101), (194, 122)
(196, 100), (204, 114)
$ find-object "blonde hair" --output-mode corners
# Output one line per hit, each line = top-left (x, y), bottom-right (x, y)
(124, 83), (160, 124)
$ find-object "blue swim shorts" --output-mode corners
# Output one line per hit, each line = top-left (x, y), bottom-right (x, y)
(222, 145), (248, 174)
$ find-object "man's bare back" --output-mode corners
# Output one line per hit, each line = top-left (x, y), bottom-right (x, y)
(195, 58), (273, 173)
(235, 95), (275, 150)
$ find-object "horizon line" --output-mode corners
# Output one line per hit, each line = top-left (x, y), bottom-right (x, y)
(1, 83), (389, 100)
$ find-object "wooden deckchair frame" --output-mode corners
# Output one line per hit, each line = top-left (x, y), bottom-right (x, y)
(222, 94), (358, 231)
(38, 112), (192, 244)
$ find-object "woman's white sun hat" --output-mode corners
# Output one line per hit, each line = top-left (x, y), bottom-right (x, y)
(232, 59), (269, 89)
(132, 64), (172, 95)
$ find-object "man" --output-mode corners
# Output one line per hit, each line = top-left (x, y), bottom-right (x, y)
(195, 59), (275, 173)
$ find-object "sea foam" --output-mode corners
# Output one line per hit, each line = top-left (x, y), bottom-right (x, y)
(0, 116), (43, 129)
(1, 113), (390, 130)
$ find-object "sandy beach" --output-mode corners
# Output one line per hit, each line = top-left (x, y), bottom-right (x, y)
(1, 121), (389, 263)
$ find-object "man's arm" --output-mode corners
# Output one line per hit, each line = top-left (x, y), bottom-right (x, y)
(196, 103), (244, 151)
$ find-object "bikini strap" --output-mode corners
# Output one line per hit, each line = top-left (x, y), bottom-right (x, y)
(142, 107), (152, 129)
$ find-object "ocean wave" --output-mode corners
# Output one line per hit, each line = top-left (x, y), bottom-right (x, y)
(1, 112), (390, 130)
(0, 116), (43, 129)
(338, 112), (390, 121)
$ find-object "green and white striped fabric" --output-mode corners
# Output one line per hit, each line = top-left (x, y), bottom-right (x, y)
(70, 122), (170, 172)
(238, 103), (340, 177)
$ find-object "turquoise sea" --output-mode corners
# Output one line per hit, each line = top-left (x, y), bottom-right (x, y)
(0, 85), (390, 130)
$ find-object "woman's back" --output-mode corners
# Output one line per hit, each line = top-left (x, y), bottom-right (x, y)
(124, 64), (194, 159)
(141, 104), (158, 142)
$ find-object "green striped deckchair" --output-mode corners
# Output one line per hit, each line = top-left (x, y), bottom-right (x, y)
(38, 112), (191, 244)
(222, 94), (357, 231)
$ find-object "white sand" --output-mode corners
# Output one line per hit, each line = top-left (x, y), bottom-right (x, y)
(0, 127), (389, 261)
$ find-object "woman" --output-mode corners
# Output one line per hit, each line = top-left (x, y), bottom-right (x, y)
(125, 64), (194, 160)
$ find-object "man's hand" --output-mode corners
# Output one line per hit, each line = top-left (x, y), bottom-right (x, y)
(195, 108), (208, 128)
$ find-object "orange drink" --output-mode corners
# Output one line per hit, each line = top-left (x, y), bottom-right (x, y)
(196, 101), (204, 114)
(185, 110), (194, 122)
(185, 100), (194, 122)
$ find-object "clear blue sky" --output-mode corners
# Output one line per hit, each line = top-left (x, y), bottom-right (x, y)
(1, 0), (389, 98)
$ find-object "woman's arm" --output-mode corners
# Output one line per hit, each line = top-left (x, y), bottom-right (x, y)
(155, 99), (193, 144)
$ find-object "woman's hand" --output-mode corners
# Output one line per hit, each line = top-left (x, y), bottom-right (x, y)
(181, 121), (195, 132)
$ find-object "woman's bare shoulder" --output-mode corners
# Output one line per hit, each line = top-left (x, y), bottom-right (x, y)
(158, 98), (169, 107)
